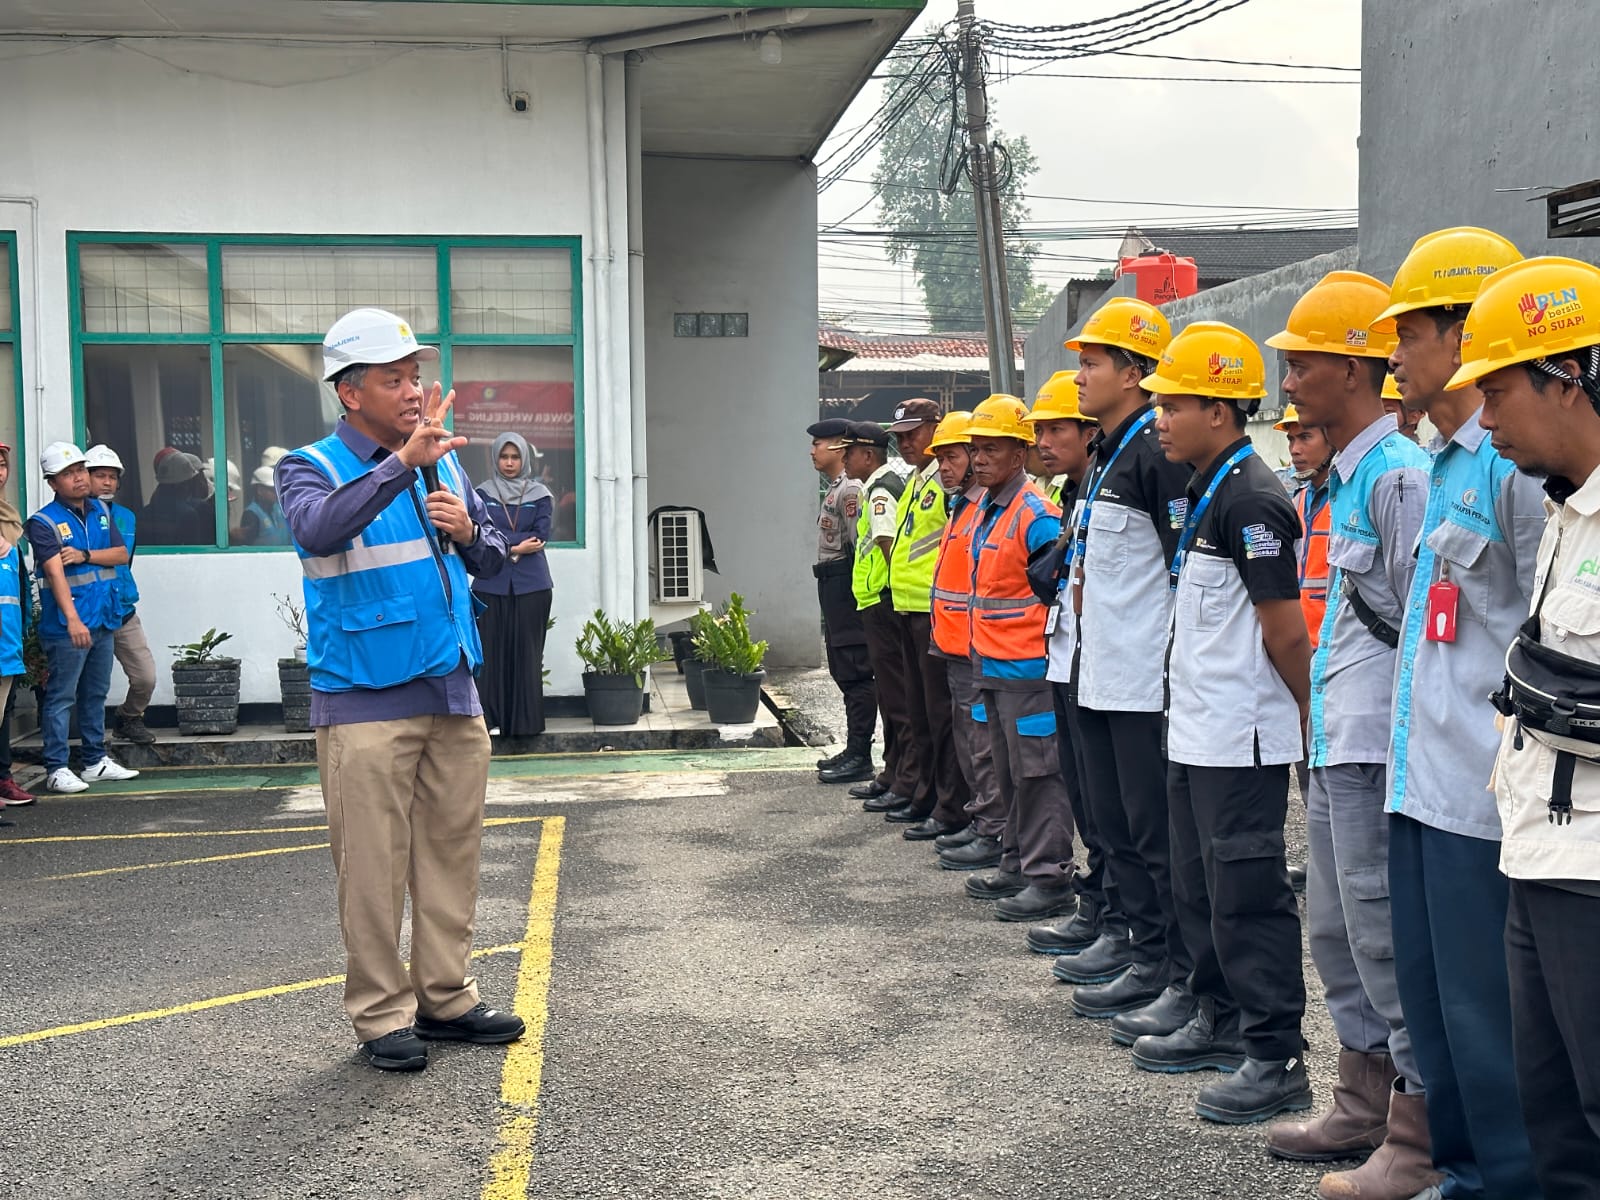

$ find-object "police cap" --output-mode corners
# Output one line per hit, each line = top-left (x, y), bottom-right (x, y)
(843, 420), (890, 449)
(806, 417), (853, 441)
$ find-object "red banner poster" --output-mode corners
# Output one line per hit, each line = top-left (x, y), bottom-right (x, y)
(452, 380), (576, 452)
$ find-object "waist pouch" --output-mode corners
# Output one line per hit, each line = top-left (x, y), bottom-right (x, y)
(1492, 613), (1600, 824)
(813, 559), (851, 580)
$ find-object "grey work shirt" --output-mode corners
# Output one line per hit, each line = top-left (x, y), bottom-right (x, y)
(817, 470), (862, 563)
(1307, 413), (1431, 767)
(1167, 440), (1304, 768)
(1386, 413), (1544, 839)
(277, 419), (509, 728)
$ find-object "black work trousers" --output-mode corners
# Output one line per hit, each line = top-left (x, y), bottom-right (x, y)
(1073, 705), (1188, 981)
(1054, 682), (1110, 918)
(1167, 760), (1305, 1061)
(817, 567), (876, 758)
(1506, 878), (1600, 1200)
(860, 597), (916, 800)
(899, 612), (968, 824)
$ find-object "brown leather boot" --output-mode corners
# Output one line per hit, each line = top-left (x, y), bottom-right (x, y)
(1266, 1048), (1395, 1162)
(1318, 1080), (1443, 1200)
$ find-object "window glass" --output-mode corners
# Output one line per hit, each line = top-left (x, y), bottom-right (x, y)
(451, 247), (572, 336)
(0, 347), (15, 462)
(80, 243), (210, 334)
(221, 245), (439, 335)
(451, 345), (578, 543)
(82, 344), (217, 547)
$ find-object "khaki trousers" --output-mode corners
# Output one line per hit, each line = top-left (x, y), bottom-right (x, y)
(317, 714), (491, 1040)
(112, 611), (158, 718)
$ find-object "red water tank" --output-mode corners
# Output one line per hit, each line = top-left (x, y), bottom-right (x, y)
(1115, 251), (1199, 305)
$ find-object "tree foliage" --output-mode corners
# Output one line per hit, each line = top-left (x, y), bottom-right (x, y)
(872, 86), (1051, 333)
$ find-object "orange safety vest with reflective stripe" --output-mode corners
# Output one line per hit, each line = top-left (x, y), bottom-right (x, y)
(970, 480), (1060, 676)
(1297, 482), (1330, 648)
(931, 493), (984, 657)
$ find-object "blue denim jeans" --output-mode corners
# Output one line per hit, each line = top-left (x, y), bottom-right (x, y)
(41, 629), (116, 771)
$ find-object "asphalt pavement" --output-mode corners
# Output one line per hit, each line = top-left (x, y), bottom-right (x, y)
(0, 747), (1330, 1199)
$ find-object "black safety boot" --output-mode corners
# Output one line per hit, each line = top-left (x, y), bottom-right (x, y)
(994, 881), (1076, 923)
(939, 834), (1002, 871)
(1025, 896), (1101, 956)
(818, 752), (874, 784)
(1131, 1001), (1245, 1073)
(964, 867), (1026, 900)
(1070, 960), (1166, 1018)
(1050, 928), (1133, 985)
(1195, 1055), (1312, 1125)
(1110, 983), (1197, 1047)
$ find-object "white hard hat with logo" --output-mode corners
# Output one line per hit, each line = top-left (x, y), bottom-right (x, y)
(322, 307), (439, 382)
(251, 465), (276, 489)
(40, 442), (87, 477)
(85, 444), (125, 472)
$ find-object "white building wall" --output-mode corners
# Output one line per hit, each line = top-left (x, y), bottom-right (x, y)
(642, 156), (821, 667)
(0, 38), (626, 702)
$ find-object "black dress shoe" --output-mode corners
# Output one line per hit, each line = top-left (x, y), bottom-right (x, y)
(861, 790), (906, 813)
(850, 780), (890, 800)
(1110, 983), (1197, 1046)
(1050, 929), (1134, 984)
(1288, 861), (1307, 894)
(883, 801), (925, 823)
(1194, 1055), (1313, 1125)
(939, 834), (1002, 871)
(903, 817), (964, 842)
(994, 881), (1077, 923)
(414, 1001), (526, 1044)
(1026, 901), (1101, 956)
(935, 825), (979, 850)
(817, 749), (846, 769)
(819, 752), (875, 784)
(360, 1027), (428, 1071)
(1071, 960), (1167, 1018)
(965, 867), (1026, 900)
(1131, 1000), (1243, 1073)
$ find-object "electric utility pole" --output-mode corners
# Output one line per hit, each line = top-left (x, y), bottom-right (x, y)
(956, 0), (1018, 396)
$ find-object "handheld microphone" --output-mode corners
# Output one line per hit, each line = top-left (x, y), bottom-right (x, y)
(421, 463), (454, 554)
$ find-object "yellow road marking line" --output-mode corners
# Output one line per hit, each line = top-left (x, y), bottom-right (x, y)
(40, 842), (328, 881)
(483, 815), (565, 1200)
(0, 941), (528, 1050)
(4, 814), (547, 849)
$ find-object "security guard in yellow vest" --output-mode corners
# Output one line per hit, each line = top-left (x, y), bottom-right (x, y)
(885, 398), (971, 829)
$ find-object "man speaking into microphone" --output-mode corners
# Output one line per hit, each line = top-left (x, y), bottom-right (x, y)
(278, 308), (524, 1072)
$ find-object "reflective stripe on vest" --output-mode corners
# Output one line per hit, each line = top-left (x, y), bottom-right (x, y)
(290, 436), (482, 693)
(969, 482), (1053, 665)
(852, 504), (888, 609)
(931, 497), (983, 657)
(37, 497), (120, 636)
(889, 467), (949, 613)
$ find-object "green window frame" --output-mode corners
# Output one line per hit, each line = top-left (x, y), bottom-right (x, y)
(67, 232), (585, 553)
(0, 231), (24, 512)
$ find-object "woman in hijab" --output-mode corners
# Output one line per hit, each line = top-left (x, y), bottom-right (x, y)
(473, 432), (554, 737)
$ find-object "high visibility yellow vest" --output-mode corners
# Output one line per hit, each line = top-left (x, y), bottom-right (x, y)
(889, 464), (949, 614)
(852, 470), (903, 609)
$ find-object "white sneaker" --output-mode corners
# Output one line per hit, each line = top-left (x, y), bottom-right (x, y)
(46, 767), (88, 793)
(80, 757), (139, 782)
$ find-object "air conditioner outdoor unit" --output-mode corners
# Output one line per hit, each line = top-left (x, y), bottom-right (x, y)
(652, 509), (704, 604)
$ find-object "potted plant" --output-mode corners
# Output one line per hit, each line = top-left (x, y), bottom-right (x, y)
(169, 628), (240, 735)
(273, 593), (311, 734)
(575, 609), (660, 726)
(682, 609), (712, 711)
(695, 593), (768, 725)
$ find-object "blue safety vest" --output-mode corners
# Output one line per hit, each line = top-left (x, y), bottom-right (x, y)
(288, 436), (482, 693)
(108, 502), (140, 618)
(245, 499), (291, 546)
(0, 543), (23, 675)
(36, 497), (122, 637)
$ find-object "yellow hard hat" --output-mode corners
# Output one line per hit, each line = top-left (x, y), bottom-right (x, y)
(1447, 256), (1600, 391)
(968, 394), (1036, 444)
(1376, 226), (1522, 323)
(929, 410), (975, 450)
(1066, 296), (1172, 360)
(1382, 373), (1402, 401)
(1024, 370), (1096, 424)
(1143, 321), (1267, 404)
(1267, 270), (1399, 360)
(1273, 404), (1303, 432)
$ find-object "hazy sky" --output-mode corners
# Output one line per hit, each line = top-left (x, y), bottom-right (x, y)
(817, 0), (1362, 333)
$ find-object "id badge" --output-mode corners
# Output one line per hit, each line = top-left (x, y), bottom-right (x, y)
(1044, 603), (1060, 636)
(1425, 577), (1459, 643)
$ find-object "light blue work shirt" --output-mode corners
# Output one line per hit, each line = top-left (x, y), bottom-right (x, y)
(1308, 413), (1430, 767)
(1386, 412), (1544, 840)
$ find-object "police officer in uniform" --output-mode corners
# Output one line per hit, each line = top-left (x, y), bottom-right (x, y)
(842, 421), (912, 812)
(808, 418), (877, 785)
(1141, 321), (1312, 1124)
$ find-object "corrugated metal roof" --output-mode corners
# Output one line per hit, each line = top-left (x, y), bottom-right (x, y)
(1124, 226), (1359, 283)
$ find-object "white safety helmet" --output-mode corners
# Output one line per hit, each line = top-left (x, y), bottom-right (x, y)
(251, 465), (276, 489)
(321, 307), (438, 382)
(203, 457), (242, 501)
(259, 445), (289, 470)
(39, 441), (87, 477)
(84, 444), (125, 473)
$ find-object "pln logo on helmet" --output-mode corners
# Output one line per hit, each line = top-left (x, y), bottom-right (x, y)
(1517, 286), (1582, 331)
(1207, 352), (1245, 380)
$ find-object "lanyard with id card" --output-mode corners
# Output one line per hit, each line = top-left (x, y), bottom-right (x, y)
(1425, 563), (1459, 643)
